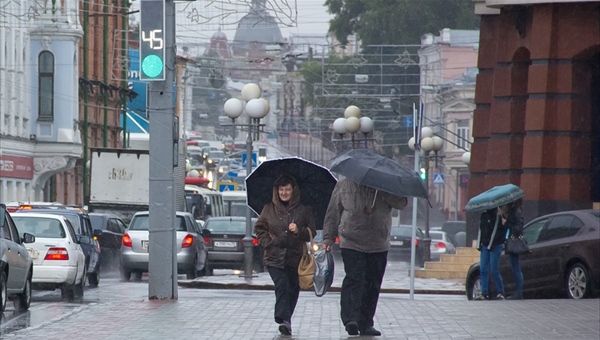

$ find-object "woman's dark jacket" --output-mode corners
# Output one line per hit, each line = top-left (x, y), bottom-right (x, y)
(505, 207), (524, 237)
(478, 209), (508, 250)
(253, 185), (316, 269)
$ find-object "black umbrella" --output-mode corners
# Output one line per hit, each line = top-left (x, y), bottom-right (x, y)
(245, 157), (338, 230)
(330, 149), (428, 199)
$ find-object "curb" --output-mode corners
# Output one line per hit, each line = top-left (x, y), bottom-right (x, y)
(178, 281), (465, 295)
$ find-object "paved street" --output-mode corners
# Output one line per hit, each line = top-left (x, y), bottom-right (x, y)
(1, 261), (598, 340)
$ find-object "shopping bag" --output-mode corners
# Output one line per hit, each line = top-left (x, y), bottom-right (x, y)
(298, 229), (315, 289)
(313, 248), (334, 297)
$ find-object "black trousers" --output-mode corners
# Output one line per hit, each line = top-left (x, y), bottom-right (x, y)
(340, 248), (387, 330)
(267, 265), (300, 324)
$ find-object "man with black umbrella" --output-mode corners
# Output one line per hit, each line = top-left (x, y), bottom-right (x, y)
(322, 177), (408, 337)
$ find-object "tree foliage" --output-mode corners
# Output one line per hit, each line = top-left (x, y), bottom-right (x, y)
(325, 0), (480, 46)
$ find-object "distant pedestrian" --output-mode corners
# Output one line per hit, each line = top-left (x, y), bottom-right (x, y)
(500, 200), (524, 299)
(254, 174), (316, 336)
(322, 177), (407, 336)
(476, 207), (508, 300)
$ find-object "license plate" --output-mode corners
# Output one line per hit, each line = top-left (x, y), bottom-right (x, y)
(390, 240), (404, 246)
(142, 240), (149, 249)
(28, 248), (39, 259)
(214, 241), (236, 247)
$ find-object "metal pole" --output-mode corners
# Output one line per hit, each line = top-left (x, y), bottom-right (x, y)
(148, 0), (177, 299)
(409, 149), (420, 299)
(423, 156), (431, 262)
(243, 121), (254, 281)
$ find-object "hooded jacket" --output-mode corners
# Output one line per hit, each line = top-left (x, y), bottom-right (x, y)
(253, 181), (316, 269)
(477, 208), (508, 250)
(322, 178), (408, 253)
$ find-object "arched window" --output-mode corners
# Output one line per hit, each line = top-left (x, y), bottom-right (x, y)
(38, 51), (54, 120)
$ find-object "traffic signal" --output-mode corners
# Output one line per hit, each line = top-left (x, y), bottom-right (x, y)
(139, 0), (165, 81)
(420, 167), (427, 181)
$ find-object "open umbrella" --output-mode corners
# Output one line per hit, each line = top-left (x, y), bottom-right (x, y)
(245, 157), (337, 230)
(464, 184), (525, 213)
(329, 149), (428, 199)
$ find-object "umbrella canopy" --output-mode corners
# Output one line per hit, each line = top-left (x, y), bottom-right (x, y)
(464, 184), (525, 213)
(245, 157), (337, 230)
(329, 149), (428, 199)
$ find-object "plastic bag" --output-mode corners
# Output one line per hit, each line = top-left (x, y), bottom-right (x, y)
(313, 248), (334, 297)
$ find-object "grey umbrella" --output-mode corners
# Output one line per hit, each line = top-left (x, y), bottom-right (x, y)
(330, 149), (428, 199)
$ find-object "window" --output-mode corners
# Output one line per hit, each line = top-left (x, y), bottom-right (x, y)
(2, 216), (11, 240)
(455, 121), (470, 151)
(38, 51), (55, 120)
(107, 219), (121, 233)
(537, 215), (583, 243)
(522, 219), (547, 246)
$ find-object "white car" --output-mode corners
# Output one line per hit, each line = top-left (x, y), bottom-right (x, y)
(11, 213), (87, 300)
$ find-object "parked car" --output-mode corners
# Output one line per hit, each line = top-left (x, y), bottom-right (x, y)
(14, 206), (102, 287)
(440, 221), (467, 247)
(203, 216), (263, 275)
(429, 230), (457, 260)
(389, 225), (425, 266)
(0, 204), (35, 312)
(120, 211), (209, 281)
(89, 213), (127, 271)
(466, 209), (600, 300)
(11, 213), (87, 301)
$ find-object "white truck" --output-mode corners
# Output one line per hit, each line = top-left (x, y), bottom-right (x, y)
(88, 148), (186, 224)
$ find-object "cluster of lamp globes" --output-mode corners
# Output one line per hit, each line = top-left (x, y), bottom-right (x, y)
(407, 127), (471, 165)
(223, 83), (270, 121)
(332, 105), (374, 136)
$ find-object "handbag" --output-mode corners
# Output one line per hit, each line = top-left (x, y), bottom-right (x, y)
(298, 229), (315, 289)
(505, 235), (530, 255)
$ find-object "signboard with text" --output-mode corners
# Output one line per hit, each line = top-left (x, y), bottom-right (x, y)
(0, 155), (34, 179)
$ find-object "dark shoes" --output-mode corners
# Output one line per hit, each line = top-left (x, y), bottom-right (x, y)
(360, 326), (382, 336)
(345, 321), (382, 336)
(278, 321), (292, 336)
(345, 321), (359, 336)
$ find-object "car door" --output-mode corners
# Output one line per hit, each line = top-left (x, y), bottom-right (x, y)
(512, 218), (549, 292)
(533, 214), (584, 290)
(2, 213), (28, 292)
(190, 217), (207, 268)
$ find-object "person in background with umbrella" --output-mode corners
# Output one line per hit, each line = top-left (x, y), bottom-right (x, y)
(253, 174), (316, 336)
(500, 199), (524, 300)
(321, 177), (408, 337)
(476, 207), (509, 300)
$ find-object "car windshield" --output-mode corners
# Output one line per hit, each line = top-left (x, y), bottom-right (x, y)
(89, 215), (106, 230)
(391, 226), (424, 238)
(27, 210), (83, 234)
(208, 151), (225, 159)
(13, 216), (66, 238)
(206, 219), (246, 233)
(430, 233), (443, 240)
(129, 215), (187, 231)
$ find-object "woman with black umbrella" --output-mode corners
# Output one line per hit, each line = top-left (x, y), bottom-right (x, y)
(253, 174), (316, 336)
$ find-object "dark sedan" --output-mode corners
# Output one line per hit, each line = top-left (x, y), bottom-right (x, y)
(89, 213), (127, 271)
(203, 216), (263, 275)
(389, 225), (425, 266)
(466, 209), (600, 300)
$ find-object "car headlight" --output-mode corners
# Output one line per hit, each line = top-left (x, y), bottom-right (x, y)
(208, 159), (213, 164)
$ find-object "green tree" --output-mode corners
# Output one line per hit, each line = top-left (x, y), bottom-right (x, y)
(326, 0), (479, 46)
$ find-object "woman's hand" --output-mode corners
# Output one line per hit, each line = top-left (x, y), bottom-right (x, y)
(288, 222), (298, 234)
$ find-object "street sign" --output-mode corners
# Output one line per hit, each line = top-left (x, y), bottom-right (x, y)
(217, 181), (237, 192)
(433, 173), (445, 185)
(241, 152), (257, 168)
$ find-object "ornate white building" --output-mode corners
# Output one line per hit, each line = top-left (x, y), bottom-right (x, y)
(0, 1), (83, 202)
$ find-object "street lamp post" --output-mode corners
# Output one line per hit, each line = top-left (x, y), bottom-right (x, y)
(223, 83), (270, 281)
(408, 127), (443, 262)
(331, 105), (374, 149)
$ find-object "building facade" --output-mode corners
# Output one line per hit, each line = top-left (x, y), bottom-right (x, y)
(1, 1), (83, 203)
(468, 0), (600, 241)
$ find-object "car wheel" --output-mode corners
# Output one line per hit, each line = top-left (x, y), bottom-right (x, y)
(186, 257), (198, 280)
(88, 272), (99, 287)
(14, 274), (32, 311)
(205, 262), (213, 277)
(72, 266), (86, 300)
(120, 266), (132, 282)
(466, 272), (483, 301)
(133, 272), (143, 281)
(566, 263), (591, 299)
(0, 271), (7, 313)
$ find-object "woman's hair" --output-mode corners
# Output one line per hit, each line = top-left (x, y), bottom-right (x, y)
(273, 174), (296, 188)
